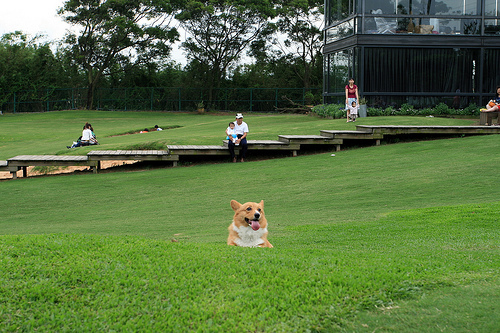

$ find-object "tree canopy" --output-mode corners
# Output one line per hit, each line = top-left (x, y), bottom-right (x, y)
(0, 0), (324, 110)
(58, 0), (182, 108)
(176, 0), (277, 102)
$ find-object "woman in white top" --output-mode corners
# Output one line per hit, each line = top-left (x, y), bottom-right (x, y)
(67, 123), (97, 148)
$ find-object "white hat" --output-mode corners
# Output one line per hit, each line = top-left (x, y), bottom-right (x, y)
(235, 113), (243, 119)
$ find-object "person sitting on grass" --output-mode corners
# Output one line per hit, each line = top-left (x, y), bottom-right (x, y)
(67, 123), (98, 148)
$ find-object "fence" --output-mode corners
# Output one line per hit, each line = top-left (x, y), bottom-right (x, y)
(0, 87), (322, 113)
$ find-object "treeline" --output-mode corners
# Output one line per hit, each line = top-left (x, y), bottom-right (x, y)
(0, 0), (324, 111)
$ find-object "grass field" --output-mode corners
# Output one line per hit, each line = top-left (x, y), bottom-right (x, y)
(0, 111), (499, 331)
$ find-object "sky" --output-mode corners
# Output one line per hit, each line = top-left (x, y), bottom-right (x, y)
(0, 0), (187, 64)
(0, 0), (70, 42)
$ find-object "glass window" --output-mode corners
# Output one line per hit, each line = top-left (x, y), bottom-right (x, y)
(326, 0), (355, 25)
(364, 47), (479, 94)
(366, 0), (479, 15)
(363, 18), (480, 34)
(482, 49), (500, 93)
(485, 0), (500, 16)
(326, 49), (354, 94)
(484, 19), (500, 35)
(325, 19), (355, 42)
(365, 0), (398, 14)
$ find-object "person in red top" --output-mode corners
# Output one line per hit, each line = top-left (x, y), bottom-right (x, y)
(345, 78), (360, 122)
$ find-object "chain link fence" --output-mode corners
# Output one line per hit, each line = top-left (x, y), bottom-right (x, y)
(0, 87), (322, 113)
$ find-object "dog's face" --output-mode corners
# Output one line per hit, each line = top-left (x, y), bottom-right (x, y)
(231, 200), (267, 231)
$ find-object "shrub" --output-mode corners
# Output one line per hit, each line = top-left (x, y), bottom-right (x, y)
(400, 103), (415, 115)
(434, 102), (451, 115)
(419, 108), (434, 116)
(311, 104), (346, 119)
(461, 103), (480, 116)
(312, 102), (480, 118)
(367, 107), (383, 117)
(384, 106), (396, 116)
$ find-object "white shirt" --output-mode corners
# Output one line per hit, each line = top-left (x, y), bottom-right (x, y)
(347, 105), (358, 115)
(233, 121), (248, 135)
(81, 128), (93, 141)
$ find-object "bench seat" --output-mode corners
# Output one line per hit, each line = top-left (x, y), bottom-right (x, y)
(6, 155), (99, 178)
(479, 111), (500, 126)
(87, 150), (177, 161)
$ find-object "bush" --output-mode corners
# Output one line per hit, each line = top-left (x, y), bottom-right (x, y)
(400, 103), (415, 115)
(312, 102), (480, 118)
(311, 104), (346, 119)
(461, 103), (480, 116)
(434, 102), (451, 115)
(419, 108), (434, 116)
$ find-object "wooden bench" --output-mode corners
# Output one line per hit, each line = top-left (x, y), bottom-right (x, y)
(7, 155), (99, 178)
(87, 150), (178, 167)
(0, 160), (20, 179)
(0, 160), (9, 170)
(278, 135), (343, 151)
(356, 125), (500, 135)
(320, 130), (383, 146)
(480, 111), (500, 126)
(222, 140), (301, 156)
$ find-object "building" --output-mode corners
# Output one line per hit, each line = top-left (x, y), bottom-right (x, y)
(323, 0), (500, 108)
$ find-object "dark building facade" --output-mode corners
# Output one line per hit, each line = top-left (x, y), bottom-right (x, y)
(323, 0), (500, 108)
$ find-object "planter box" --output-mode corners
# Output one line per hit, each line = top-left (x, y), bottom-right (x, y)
(359, 105), (367, 117)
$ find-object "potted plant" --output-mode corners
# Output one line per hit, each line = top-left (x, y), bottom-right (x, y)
(304, 91), (315, 108)
(196, 101), (205, 113)
(358, 97), (367, 117)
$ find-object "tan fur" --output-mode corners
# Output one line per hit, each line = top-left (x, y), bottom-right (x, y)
(227, 200), (273, 248)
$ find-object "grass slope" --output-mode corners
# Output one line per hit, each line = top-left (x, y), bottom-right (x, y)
(0, 112), (499, 331)
(0, 110), (476, 160)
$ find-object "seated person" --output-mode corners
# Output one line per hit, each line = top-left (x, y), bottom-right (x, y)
(228, 114), (248, 163)
(225, 122), (238, 145)
(68, 123), (98, 148)
(482, 87), (500, 112)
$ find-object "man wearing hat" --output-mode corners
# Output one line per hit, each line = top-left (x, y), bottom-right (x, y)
(228, 113), (248, 162)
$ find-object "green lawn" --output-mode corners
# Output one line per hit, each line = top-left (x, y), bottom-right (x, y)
(0, 111), (498, 331)
(0, 110), (477, 159)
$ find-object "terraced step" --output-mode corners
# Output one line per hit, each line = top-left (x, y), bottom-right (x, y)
(167, 145), (229, 156)
(87, 150), (176, 161)
(278, 135), (342, 145)
(222, 140), (300, 150)
(356, 125), (500, 135)
(320, 130), (383, 140)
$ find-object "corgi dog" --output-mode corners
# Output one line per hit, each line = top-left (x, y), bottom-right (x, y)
(227, 200), (273, 248)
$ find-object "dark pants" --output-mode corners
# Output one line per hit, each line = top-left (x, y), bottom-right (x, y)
(228, 134), (247, 159)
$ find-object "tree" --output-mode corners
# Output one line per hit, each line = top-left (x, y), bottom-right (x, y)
(59, 0), (181, 109)
(0, 32), (64, 90)
(177, 0), (276, 103)
(272, 0), (324, 90)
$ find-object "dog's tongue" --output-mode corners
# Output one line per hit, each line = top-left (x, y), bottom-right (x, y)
(251, 220), (260, 231)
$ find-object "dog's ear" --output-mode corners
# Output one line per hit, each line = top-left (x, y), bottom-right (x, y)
(259, 200), (264, 209)
(231, 200), (241, 211)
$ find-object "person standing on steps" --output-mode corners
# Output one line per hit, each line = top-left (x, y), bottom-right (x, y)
(345, 78), (359, 122)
